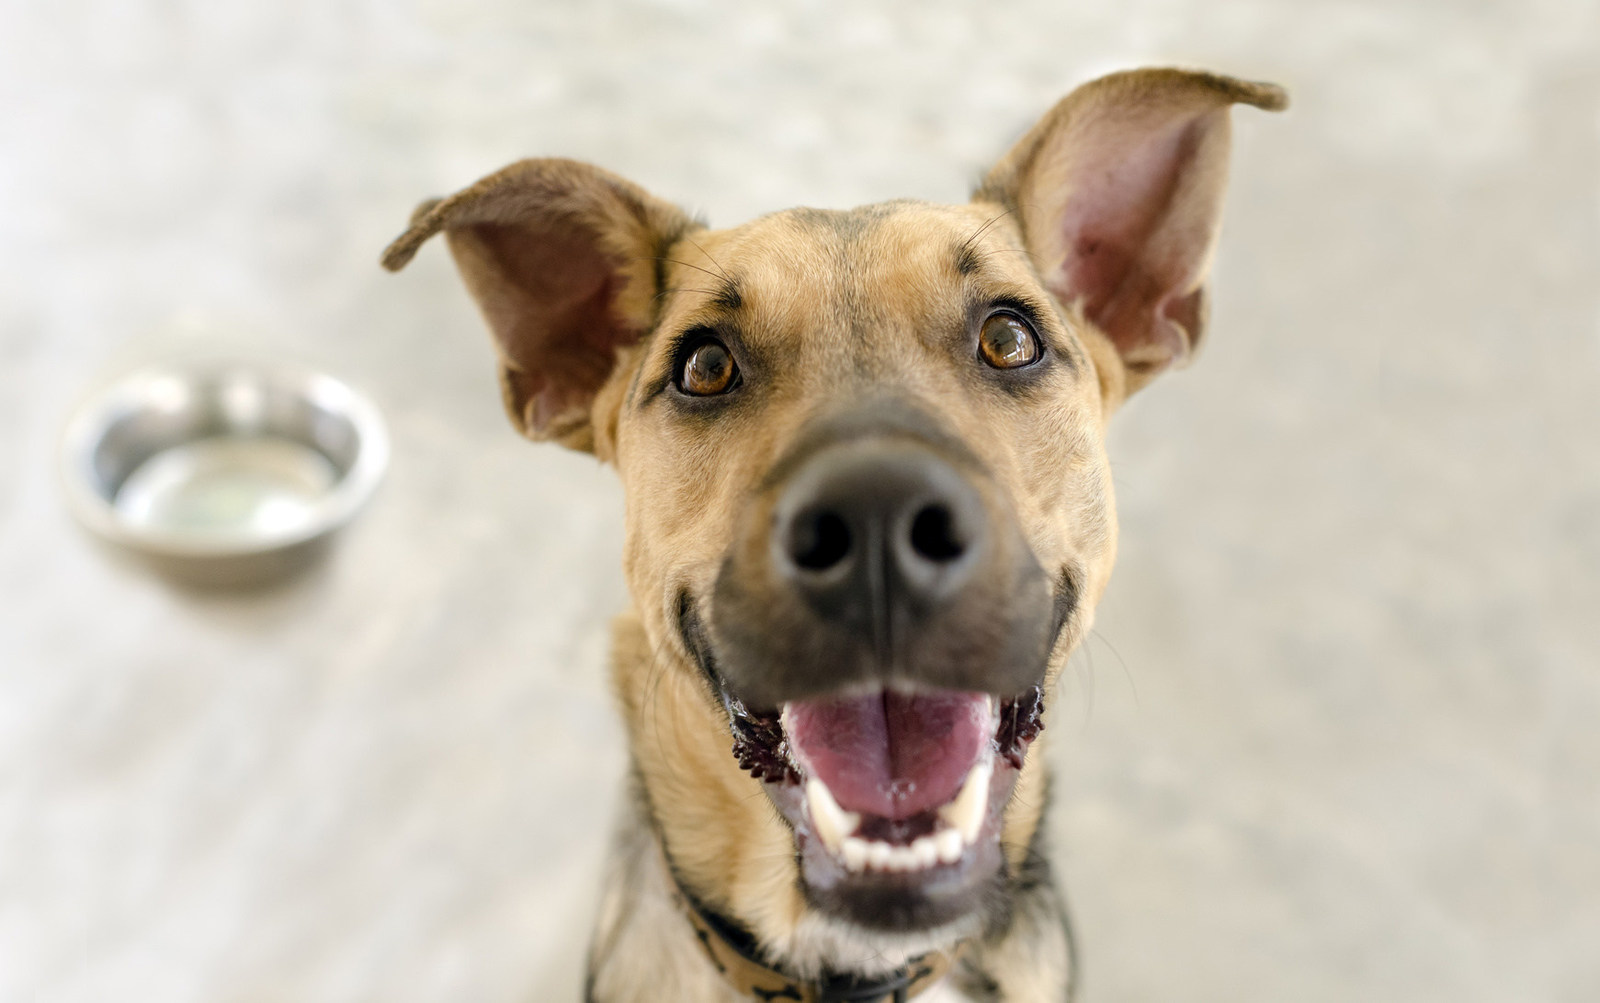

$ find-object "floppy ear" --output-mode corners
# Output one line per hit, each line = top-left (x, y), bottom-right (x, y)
(978, 68), (1286, 400)
(381, 158), (698, 452)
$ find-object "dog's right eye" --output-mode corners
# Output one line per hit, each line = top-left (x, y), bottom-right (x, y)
(678, 338), (740, 396)
(978, 313), (1041, 369)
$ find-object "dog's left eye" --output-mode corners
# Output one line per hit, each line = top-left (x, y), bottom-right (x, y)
(678, 338), (740, 396)
(978, 313), (1041, 369)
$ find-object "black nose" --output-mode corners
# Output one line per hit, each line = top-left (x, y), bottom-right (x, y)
(772, 439), (987, 634)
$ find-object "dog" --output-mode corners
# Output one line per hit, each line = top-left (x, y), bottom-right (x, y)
(382, 67), (1285, 1002)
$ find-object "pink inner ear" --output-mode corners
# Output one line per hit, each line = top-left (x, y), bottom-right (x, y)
(475, 221), (635, 433)
(1052, 116), (1208, 361)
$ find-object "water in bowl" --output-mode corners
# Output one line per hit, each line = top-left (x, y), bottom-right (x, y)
(113, 436), (338, 543)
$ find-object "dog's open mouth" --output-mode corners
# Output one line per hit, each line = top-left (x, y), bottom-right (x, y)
(723, 682), (1044, 927)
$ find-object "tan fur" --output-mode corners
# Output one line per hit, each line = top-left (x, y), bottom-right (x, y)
(597, 207), (1116, 986)
(382, 67), (1284, 1002)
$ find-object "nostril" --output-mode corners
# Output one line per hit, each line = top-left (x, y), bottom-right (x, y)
(791, 511), (853, 571)
(909, 504), (965, 562)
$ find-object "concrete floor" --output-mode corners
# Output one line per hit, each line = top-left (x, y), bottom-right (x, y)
(3, 2), (1597, 1000)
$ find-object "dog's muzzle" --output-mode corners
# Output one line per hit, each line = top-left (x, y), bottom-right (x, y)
(712, 405), (1055, 708)
(699, 403), (1059, 931)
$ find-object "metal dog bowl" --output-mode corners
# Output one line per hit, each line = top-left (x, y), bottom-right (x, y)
(61, 359), (388, 586)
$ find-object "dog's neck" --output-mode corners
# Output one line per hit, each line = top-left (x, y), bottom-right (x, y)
(669, 862), (960, 1003)
(586, 783), (980, 1003)
(584, 775), (1078, 1002)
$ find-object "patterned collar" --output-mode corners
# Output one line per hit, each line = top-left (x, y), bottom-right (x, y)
(670, 876), (960, 1003)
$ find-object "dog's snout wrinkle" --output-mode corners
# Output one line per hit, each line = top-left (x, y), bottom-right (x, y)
(756, 399), (986, 494)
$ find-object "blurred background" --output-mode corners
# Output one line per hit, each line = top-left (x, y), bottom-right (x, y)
(3, 1), (1597, 1000)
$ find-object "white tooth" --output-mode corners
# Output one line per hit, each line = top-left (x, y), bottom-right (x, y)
(910, 836), (939, 870)
(934, 828), (964, 864)
(842, 836), (869, 872)
(867, 840), (893, 871)
(889, 846), (915, 872)
(939, 756), (993, 844)
(805, 778), (860, 853)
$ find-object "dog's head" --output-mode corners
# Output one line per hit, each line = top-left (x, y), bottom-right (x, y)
(385, 68), (1283, 967)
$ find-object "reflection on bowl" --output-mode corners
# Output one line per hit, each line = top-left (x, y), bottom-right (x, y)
(61, 359), (388, 586)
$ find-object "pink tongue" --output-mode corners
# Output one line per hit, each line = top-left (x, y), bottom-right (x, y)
(784, 689), (990, 819)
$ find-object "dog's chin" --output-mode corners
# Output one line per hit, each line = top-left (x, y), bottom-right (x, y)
(724, 682), (1044, 935)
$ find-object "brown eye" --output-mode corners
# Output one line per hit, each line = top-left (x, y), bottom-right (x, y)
(978, 313), (1041, 369)
(678, 338), (739, 395)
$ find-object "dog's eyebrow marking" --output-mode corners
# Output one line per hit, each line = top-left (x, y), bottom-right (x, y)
(954, 240), (982, 276)
(710, 278), (742, 312)
(956, 208), (1015, 276)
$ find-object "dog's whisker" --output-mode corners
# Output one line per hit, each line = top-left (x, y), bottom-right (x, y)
(973, 246), (1035, 260)
(682, 236), (733, 284)
(1074, 642), (1097, 729)
(959, 206), (1015, 258)
(651, 285), (721, 306)
(1089, 627), (1140, 709)
(639, 255), (729, 285)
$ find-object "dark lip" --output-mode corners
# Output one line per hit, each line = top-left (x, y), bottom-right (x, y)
(677, 584), (1047, 791)
(676, 588), (725, 699)
(722, 682), (1046, 791)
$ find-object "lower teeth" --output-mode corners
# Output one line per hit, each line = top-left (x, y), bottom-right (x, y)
(807, 752), (994, 873)
(835, 829), (964, 873)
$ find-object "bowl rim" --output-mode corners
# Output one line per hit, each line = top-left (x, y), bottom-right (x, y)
(59, 357), (389, 559)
